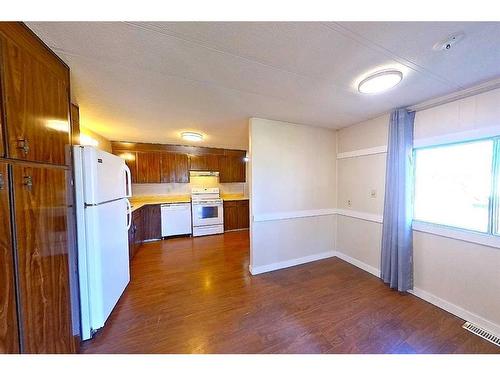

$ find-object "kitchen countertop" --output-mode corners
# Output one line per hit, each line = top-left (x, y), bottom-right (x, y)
(129, 195), (191, 212)
(220, 194), (249, 201)
(129, 194), (249, 212)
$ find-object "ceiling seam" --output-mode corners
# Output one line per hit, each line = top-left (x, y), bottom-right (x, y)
(51, 45), (352, 118)
(322, 22), (463, 91)
(122, 21), (354, 90)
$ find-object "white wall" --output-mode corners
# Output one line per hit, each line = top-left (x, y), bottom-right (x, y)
(249, 118), (337, 273)
(336, 88), (500, 335)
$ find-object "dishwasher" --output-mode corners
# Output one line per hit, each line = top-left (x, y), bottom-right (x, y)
(161, 203), (192, 237)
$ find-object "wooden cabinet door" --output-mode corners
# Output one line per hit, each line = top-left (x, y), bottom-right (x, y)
(223, 201), (239, 231)
(132, 209), (144, 248)
(128, 215), (137, 261)
(188, 155), (204, 171)
(161, 153), (189, 183)
(0, 162), (19, 353)
(143, 204), (161, 240)
(12, 164), (75, 353)
(0, 80), (5, 158)
(219, 156), (231, 183)
(0, 24), (71, 165)
(238, 200), (250, 229)
(189, 154), (219, 171)
(232, 156), (246, 183)
(136, 152), (161, 183)
(219, 153), (246, 183)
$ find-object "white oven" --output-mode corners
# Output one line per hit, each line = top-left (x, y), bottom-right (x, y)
(192, 200), (223, 227)
(191, 188), (224, 236)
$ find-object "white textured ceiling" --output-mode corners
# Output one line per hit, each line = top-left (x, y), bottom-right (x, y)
(27, 22), (500, 150)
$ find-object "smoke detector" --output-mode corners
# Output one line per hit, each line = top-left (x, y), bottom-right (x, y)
(433, 32), (465, 51)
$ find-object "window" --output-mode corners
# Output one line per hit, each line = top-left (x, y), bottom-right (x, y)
(414, 139), (496, 233)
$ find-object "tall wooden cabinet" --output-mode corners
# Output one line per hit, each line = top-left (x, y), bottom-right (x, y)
(12, 165), (74, 353)
(0, 23), (77, 354)
(0, 162), (19, 353)
(0, 23), (70, 165)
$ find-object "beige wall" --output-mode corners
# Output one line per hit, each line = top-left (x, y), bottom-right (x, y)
(80, 126), (113, 153)
(249, 117), (337, 271)
(336, 90), (500, 333)
(415, 87), (500, 143)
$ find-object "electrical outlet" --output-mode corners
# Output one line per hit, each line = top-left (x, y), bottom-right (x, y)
(370, 189), (377, 198)
(347, 199), (352, 207)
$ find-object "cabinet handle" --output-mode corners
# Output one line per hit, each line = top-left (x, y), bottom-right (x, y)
(23, 175), (33, 190)
(0, 172), (4, 190)
(17, 138), (30, 155)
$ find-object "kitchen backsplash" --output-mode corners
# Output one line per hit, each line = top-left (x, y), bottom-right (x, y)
(131, 178), (247, 197)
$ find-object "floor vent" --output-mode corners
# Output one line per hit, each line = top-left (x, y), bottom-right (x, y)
(462, 322), (500, 347)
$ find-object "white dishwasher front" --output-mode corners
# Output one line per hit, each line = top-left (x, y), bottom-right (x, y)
(161, 203), (192, 237)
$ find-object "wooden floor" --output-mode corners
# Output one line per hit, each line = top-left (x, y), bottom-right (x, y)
(81, 230), (499, 354)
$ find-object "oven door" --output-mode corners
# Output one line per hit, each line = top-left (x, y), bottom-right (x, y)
(192, 202), (223, 227)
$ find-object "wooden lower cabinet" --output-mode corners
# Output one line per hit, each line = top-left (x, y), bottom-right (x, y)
(143, 204), (162, 240)
(128, 204), (162, 261)
(223, 200), (249, 231)
(12, 164), (75, 353)
(0, 163), (19, 353)
(128, 210), (141, 261)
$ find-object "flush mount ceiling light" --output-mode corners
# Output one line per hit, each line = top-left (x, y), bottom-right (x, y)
(358, 70), (403, 94)
(181, 131), (203, 142)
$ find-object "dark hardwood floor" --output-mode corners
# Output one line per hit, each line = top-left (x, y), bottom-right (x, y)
(81, 230), (499, 354)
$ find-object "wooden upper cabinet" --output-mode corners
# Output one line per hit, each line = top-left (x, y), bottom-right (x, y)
(220, 151), (246, 183)
(189, 154), (219, 171)
(111, 142), (246, 183)
(0, 162), (19, 354)
(0, 23), (71, 166)
(114, 151), (138, 183)
(161, 152), (189, 183)
(136, 152), (161, 183)
(12, 164), (75, 353)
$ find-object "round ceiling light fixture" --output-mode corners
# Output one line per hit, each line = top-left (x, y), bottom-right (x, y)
(358, 70), (403, 94)
(181, 131), (203, 142)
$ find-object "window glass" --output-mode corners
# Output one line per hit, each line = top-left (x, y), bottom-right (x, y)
(414, 140), (493, 233)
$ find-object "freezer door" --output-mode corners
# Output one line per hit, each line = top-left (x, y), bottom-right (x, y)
(78, 146), (131, 205)
(79, 198), (130, 339)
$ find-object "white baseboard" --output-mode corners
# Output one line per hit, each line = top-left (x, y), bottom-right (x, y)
(334, 250), (380, 277)
(334, 250), (500, 338)
(410, 287), (500, 338)
(249, 251), (336, 275)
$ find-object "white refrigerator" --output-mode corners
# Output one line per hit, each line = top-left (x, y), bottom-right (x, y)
(73, 146), (132, 340)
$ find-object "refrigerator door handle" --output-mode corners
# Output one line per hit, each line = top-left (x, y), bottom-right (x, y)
(123, 164), (132, 198)
(126, 199), (132, 230)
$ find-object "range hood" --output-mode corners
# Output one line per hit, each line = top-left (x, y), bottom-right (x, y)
(190, 171), (219, 177)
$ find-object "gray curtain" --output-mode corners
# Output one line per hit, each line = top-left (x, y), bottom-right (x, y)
(380, 108), (415, 292)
